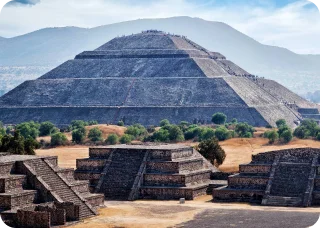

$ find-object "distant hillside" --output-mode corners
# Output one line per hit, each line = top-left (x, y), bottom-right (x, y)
(0, 16), (319, 94)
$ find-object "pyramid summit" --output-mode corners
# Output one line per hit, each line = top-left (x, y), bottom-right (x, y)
(0, 30), (318, 126)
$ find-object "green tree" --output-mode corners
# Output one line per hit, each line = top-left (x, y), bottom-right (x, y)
(212, 113), (227, 125)
(235, 123), (254, 138)
(39, 121), (57, 136)
(316, 133), (320, 141)
(196, 138), (226, 167)
(0, 122), (5, 136)
(276, 119), (287, 128)
(198, 127), (215, 141)
(160, 119), (170, 127)
(16, 121), (40, 139)
(168, 125), (185, 142)
(24, 137), (40, 155)
(117, 120), (124, 126)
(152, 129), (170, 142)
(214, 126), (230, 141)
(88, 127), (103, 142)
(265, 130), (279, 144)
(72, 127), (86, 144)
(280, 129), (293, 143)
(106, 134), (119, 145)
(71, 120), (88, 130)
(120, 134), (133, 144)
(231, 118), (238, 124)
(51, 132), (68, 146)
(125, 124), (147, 139)
(88, 120), (98, 126)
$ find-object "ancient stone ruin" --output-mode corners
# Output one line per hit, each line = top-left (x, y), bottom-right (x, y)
(0, 30), (318, 127)
(75, 145), (220, 200)
(0, 154), (104, 227)
(213, 148), (320, 207)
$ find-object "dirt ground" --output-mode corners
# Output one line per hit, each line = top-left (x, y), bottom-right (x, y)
(69, 196), (320, 228)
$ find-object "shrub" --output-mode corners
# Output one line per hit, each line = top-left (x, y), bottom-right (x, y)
(278, 125), (290, 136)
(16, 121), (40, 139)
(265, 130), (279, 144)
(198, 127), (215, 141)
(179, 121), (190, 132)
(147, 125), (156, 133)
(106, 134), (119, 145)
(293, 126), (309, 139)
(39, 121), (57, 136)
(276, 119), (287, 128)
(72, 127), (86, 144)
(0, 123), (5, 136)
(168, 125), (185, 142)
(71, 120), (88, 130)
(117, 120), (124, 126)
(160, 119), (170, 127)
(120, 134), (133, 144)
(51, 132), (68, 146)
(212, 113), (227, 125)
(88, 127), (103, 142)
(214, 126), (230, 141)
(235, 123), (254, 138)
(184, 127), (201, 140)
(280, 129), (293, 143)
(125, 124), (147, 139)
(88, 120), (98, 126)
(196, 138), (226, 167)
(151, 129), (170, 142)
(242, 132), (252, 138)
(265, 124), (273, 129)
(231, 118), (238, 124)
(316, 133), (320, 141)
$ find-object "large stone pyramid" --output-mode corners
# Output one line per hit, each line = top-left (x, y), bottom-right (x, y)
(0, 30), (318, 127)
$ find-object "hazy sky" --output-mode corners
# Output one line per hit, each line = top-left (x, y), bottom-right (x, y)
(0, 0), (319, 54)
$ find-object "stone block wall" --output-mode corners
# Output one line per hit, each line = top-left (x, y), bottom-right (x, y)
(17, 210), (51, 228)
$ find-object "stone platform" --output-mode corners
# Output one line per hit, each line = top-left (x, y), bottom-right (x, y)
(0, 154), (104, 227)
(213, 148), (320, 207)
(75, 145), (218, 200)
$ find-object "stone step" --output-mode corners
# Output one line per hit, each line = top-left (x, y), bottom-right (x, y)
(140, 183), (209, 200)
(262, 196), (302, 207)
(150, 148), (194, 161)
(0, 175), (26, 193)
(0, 190), (37, 211)
(227, 174), (269, 190)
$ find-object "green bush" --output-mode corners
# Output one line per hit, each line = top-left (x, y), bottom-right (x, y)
(293, 126), (309, 139)
(242, 132), (252, 138)
(88, 120), (99, 126)
(151, 129), (169, 142)
(106, 134), (119, 145)
(125, 124), (147, 139)
(184, 126), (201, 140)
(265, 130), (279, 144)
(160, 119), (170, 127)
(51, 132), (68, 146)
(72, 127), (86, 144)
(117, 120), (124, 126)
(196, 138), (226, 167)
(316, 133), (320, 141)
(276, 119), (287, 128)
(212, 113), (227, 125)
(88, 127), (103, 142)
(120, 134), (133, 144)
(0, 122), (5, 136)
(16, 121), (40, 139)
(71, 120), (88, 130)
(168, 125), (185, 142)
(280, 129), (293, 143)
(231, 118), (238, 124)
(39, 121), (57, 136)
(198, 127), (215, 141)
(278, 125), (290, 136)
(235, 123), (254, 138)
(214, 126), (230, 141)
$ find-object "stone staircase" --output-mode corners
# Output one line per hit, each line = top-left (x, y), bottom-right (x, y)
(98, 149), (147, 200)
(24, 158), (97, 219)
(75, 145), (214, 200)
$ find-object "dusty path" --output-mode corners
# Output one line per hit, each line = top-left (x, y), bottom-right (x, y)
(70, 196), (319, 228)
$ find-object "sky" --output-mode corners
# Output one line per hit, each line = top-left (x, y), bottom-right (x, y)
(0, 0), (319, 54)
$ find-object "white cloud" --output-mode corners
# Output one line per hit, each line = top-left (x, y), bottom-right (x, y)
(0, 0), (319, 54)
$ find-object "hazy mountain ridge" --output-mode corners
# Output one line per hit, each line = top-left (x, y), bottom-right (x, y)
(0, 17), (319, 95)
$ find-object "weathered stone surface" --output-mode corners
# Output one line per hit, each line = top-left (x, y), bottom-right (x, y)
(213, 148), (320, 207)
(0, 30), (316, 127)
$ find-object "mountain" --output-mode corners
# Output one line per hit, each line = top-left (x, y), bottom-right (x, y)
(0, 17), (319, 94)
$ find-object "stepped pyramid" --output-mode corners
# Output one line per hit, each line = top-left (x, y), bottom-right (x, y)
(0, 30), (318, 127)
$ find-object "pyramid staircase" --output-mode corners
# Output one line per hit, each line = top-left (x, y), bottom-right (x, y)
(75, 145), (215, 200)
(0, 155), (104, 227)
(213, 148), (320, 207)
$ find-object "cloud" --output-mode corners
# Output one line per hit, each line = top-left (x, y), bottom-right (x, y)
(0, 0), (319, 54)
(307, 0), (320, 11)
(6, 0), (40, 6)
